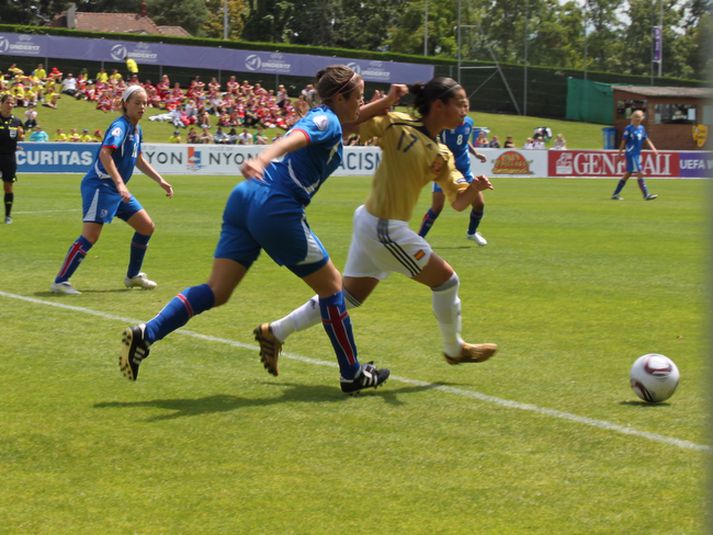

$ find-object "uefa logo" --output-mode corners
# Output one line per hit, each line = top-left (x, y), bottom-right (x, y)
(245, 54), (262, 71)
(0, 37), (10, 53)
(110, 44), (127, 61)
(346, 62), (362, 75)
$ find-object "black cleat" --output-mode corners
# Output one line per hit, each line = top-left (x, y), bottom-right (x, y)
(340, 362), (390, 395)
(120, 324), (150, 381)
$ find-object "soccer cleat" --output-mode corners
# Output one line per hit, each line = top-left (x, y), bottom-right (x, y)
(50, 281), (81, 295)
(644, 194), (658, 201)
(253, 323), (282, 376)
(444, 342), (498, 365)
(124, 272), (157, 289)
(611, 194), (623, 200)
(340, 361), (390, 395)
(4, 216), (12, 224)
(120, 324), (150, 381)
(467, 232), (488, 246)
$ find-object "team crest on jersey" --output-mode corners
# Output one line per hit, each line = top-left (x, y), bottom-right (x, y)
(414, 249), (426, 261)
(112, 127), (122, 137)
(313, 115), (329, 131)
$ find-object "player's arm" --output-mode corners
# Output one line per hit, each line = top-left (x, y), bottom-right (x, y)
(467, 141), (487, 162)
(617, 136), (627, 156)
(136, 153), (173, 198)
(437, 152), (492, 211)
(645, 138), (658, 153)
(343, 84), (408, 136)
(452, 177), (493, 211)
(240, 130), (309, 180)
(99, 146), (131, 202)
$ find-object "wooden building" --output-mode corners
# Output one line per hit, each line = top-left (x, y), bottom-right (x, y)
(612, 85), (713, 150)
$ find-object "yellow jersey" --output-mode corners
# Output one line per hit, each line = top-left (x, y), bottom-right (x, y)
(359, 111), (467, 222)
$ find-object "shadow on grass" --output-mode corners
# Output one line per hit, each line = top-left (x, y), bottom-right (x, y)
(618, 400), (672, 407)
(94, 381), (445, 421)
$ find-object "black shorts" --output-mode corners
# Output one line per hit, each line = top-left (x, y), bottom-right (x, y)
(0, 154), (17, 183)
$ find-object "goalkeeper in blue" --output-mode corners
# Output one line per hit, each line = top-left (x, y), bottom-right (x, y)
(50, 85), (173, 295)
(120, 66), (403, 394)
(417, 112), (489, 245)
(611, 109), (658, 201)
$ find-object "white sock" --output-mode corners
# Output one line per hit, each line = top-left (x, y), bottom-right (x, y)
(271, 291), (361, 342)
(432, 273), (464, 357)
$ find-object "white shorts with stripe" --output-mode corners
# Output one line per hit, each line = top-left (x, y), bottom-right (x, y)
(343, 205), (433, 280)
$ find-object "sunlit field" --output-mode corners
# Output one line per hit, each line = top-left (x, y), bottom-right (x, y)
(1, 173), (708, 533)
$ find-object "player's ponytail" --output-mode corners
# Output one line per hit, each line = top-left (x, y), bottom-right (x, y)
(316, 65), (361, 103)
(409, 77), (461, 117)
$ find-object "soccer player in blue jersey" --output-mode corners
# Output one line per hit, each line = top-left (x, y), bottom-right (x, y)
(417, 112), (489, 245)
(121, 66), (400, 394)
(611, 109), (658, 201)
(50, 86), (174, 295)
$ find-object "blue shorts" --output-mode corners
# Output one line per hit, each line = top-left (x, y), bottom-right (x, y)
(625, 153), (643, 173)
(214, 179), (329, 277)
(433, 173), (473, 193)
(81, 178), (144, 224)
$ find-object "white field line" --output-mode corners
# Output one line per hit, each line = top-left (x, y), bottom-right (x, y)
(12, 209), (79, 214)
(1, 289), (710, 454)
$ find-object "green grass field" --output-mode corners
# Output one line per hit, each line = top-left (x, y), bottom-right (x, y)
(25, 96), (606, 148)
(1, 174), (709, 533)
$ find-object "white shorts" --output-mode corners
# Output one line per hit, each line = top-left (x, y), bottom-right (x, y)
(343, 205), (433, 280)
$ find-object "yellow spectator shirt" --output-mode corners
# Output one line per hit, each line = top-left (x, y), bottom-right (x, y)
(359, 112), (468, 221)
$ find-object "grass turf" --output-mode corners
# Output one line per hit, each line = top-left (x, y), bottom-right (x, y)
(0, 174), (708, 533)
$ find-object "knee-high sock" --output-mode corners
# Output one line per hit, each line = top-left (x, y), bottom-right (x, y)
(636, 177), (650, 196)
(468, 207), (484, 235)
(54, 236), (93, 283)
(319, 291), (360, 380)
(418, 208), (441, 238)
(4, 192), (13, 217)
(432, 273), (464, 357)
(613, 179), (627, 195)
(127, 232), (151, 279)
(271, 290), (361, 342)
(144, 284), (215, 344)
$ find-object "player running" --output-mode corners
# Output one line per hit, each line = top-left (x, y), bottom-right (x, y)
(256, 77), (497, 376)
(50, 86), (173, 295)
(417, 112), (489, 245)
(611, 109), (658, 201)
(120, 66), (402, 394)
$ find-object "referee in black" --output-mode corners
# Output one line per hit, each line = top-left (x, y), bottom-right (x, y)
(0, 93), (23, 224)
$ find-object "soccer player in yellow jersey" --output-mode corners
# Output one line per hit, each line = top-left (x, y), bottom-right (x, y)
(257, 77), (498, 374)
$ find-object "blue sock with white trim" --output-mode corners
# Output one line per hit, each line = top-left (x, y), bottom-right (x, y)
(418, 208), (440, 238)
(319, 291), (360, 380)
(636, 178), (650, 197)
(144, 284), (215, 343)
(613, 179), (627, 196)
(127, 232), (151, 279)
(54, 235), (93, 283)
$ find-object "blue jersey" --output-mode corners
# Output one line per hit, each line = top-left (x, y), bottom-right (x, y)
(84, 115), (142, 186)
(438, 116), (474, 176)
(622, 124), (647, 157)
(261, 105), (343, 205)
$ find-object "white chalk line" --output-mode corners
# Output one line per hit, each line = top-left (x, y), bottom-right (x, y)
(12, 209), (79, 214)
(1, 289), (709, 454)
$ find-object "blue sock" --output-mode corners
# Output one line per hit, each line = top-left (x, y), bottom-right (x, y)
(613, 179), (627, 195)
(468, 207), (484, 235)
(319, 291), (360, 379)
(144, 284), (215, 343)
(55, 235), (93, 283)
(127, 232), (151, 279)
(418, 208), (440, 238)
(636, 178), (649, 196)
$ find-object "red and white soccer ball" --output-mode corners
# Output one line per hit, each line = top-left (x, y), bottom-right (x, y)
(630, 353), (680, 403)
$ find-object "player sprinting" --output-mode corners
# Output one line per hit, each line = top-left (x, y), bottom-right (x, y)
(611, 109), (658, 201)
(417, 113), (489, 245)
(50, 86), (174, 295)
(255, 77), (497, 375)
(120, 66), (401, 394)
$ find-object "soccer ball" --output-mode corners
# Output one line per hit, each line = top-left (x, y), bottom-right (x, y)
(630, 353), (680, 403)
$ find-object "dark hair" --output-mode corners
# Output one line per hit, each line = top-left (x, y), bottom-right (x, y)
(0, 94), (14, 104)
(315, 65), (361, 102)
(408, 77), (462, 117)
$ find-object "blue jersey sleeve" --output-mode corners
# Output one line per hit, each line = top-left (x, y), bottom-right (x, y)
(293, 110), (340, 146)
(103, 120), (128, 149)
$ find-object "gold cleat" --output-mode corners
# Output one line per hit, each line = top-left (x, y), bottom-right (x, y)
(253, 323), (283, 376)
(443, 342), (498, 365)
